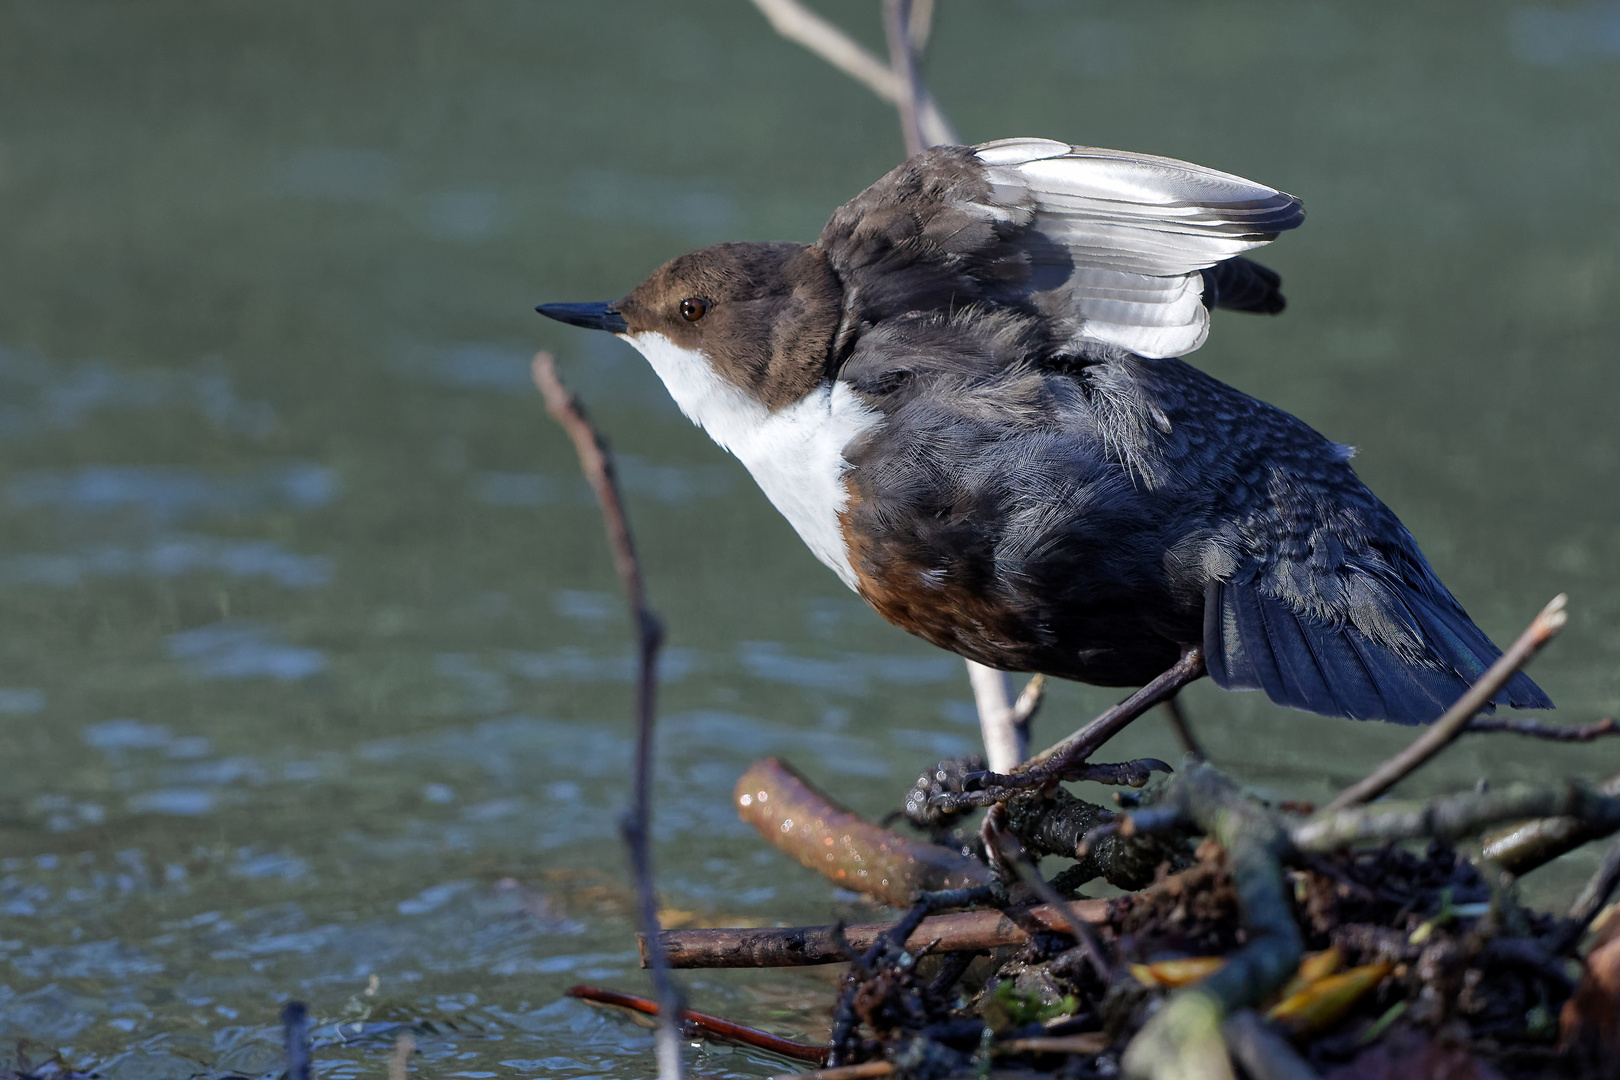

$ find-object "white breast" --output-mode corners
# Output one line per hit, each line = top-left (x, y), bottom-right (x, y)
(623, 332), (880, 591)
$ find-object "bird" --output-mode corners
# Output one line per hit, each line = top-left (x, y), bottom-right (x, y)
(538, 137), (1552, 725)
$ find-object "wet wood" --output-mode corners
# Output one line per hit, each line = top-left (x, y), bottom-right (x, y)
(735, 758), (992, 907)
(646, 901), (1109, 969)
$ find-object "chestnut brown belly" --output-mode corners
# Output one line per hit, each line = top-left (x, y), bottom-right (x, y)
(849, 550), (1194, 688)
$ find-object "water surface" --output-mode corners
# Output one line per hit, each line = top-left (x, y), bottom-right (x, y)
(1, 2), (1618, 1076)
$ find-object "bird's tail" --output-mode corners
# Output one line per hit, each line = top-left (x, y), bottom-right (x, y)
(1204, 580), (1554, 724)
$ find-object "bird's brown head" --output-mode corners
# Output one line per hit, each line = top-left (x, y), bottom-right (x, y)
(539, 241), (843, 412)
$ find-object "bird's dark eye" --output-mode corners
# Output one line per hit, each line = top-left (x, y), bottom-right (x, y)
(679, 297), (708, 322)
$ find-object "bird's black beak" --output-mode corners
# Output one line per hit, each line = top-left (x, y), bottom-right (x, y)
(535, 302), (629, 334)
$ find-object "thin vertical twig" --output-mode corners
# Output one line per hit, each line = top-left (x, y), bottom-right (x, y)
(1326, 595), (1567, 812)
(533, 351), (685, 1080)
(747, 0), (958, 148)
(882, 0), (926, 157)
(1556, 834), (1620, 953)
(966, 660), (1021, 772)
(388, 1034), (415, 1080)
(1163, 696), (1206, 762)
(281, 1001), (312, 1080)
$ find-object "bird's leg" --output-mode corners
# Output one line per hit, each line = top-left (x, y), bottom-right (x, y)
(1028, 645), (1206, 778)
(972, 646), (1207, 798)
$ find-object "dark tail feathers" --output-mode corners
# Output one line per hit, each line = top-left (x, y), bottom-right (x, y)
(1204, 581), (1554, 724)
(1201, 257), (1286, 315)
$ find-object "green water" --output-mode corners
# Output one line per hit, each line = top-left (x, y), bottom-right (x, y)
(1, 1), (1617, 1076)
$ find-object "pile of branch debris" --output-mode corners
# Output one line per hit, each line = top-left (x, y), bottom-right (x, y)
(603, 672), (1620, 1080)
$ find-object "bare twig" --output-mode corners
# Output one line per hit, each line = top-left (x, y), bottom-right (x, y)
(533, 351), (684, 1080)
(747, 0), (957, 147)
(966, 660), (1023, 772)
(1295, 781), (1620, 853)
(1560, 835), (1620, 950)
(387, 1034), (415, 1080)
(566, 985), (829, 1064)
(882, 0), (925, 156)
(281, 1001), (312, 1080)
(1163, 696), (1207, 761)
(1122, 763), (1302, 1080)
(1326, 595), (1567, 813)
(907, 0), (935, 52)
(648, 901), (1109, 968)
(996, 835), (1112, 983)
(1012, 672), (1047, 729)
(1466, 716), (1619, 741)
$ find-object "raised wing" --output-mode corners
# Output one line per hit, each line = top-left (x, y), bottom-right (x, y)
(819, 138), (1304, 360)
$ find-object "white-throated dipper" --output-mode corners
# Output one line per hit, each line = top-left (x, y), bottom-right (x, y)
(539, 138), (1552, 724)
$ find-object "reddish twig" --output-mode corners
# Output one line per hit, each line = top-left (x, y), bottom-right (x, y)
(565, 985), (828, 1065)
(534, 351), (683, 1080)
(1326, 595), (1567, 813)
(768, 1064), (894, 1080)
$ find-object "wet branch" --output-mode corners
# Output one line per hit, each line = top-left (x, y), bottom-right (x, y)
(735, 757), (991, 907)
(533, 351), (685, 1080)
(1481, 771), (1620, 875)
(648, 901), (1108, 969)
(1295, 781), (1620, 853)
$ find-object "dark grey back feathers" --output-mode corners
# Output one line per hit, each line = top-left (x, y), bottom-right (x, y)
(822, 140), (1550, 723)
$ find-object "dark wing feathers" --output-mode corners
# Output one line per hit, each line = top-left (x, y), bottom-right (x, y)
(1207, 580), (1552, 724)
(823, 144), (1550, 725)
(1154, 359), (1554, 723)
(820, 139), (1303, 361)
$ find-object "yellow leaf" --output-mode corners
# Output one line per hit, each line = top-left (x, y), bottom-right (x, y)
(1129, 956), (1226, 988)
(1266, 963), (1393, 1034)
(1273, 946), (1344, 1003)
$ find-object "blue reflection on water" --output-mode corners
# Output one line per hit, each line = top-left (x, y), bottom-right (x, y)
(569, 169), (736, 240)
(7, 463), (339, 523)
(0, 535), (332, 588)
(0, 688), (45, 714)
(0, 349), (277, 439)
(1512, 3), (1620, 64)
(738, 642), (959, 692)
(165, 620), (327, 681)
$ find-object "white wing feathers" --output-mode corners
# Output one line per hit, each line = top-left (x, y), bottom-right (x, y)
(971, 138), (1304, 359)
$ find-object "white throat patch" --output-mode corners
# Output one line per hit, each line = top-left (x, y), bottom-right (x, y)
(622, 331), (879, 590)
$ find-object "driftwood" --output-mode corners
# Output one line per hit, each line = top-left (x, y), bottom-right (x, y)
(647, 902), (1107, 969)
(735, 758), (992, 906)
